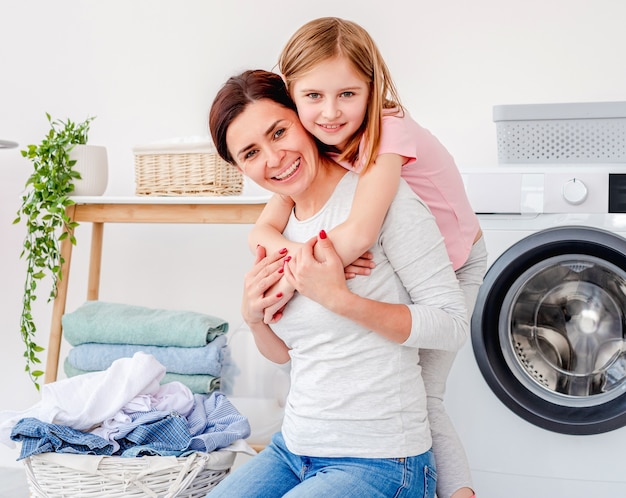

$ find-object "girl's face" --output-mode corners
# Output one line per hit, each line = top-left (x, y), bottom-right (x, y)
(226, 99), (319, 198)
(290, 56), (369, 152)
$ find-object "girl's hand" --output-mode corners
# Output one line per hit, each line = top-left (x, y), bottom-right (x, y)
(283, 230), (350, 310)
(344, 250), (375, 280)
(263, 276), (296, 324)
(242, 245), (288, 326)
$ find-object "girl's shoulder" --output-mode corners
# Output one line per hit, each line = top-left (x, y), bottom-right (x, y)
(379, 110), (422, 157)
(381, 108), (420, 133)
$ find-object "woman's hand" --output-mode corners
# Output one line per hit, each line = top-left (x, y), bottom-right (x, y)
(283, 230), (350, 311)
(242, 245), (289, 326)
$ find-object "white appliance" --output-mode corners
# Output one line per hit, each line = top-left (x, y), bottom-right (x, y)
(445, 165), (626, 497)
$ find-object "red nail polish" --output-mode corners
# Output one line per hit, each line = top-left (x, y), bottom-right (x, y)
(285, 256), (292, 262)
(319, 230), (327, 239)
(278, 267), (284, 273)
(279, 247), (288, 254)
(276, 292), (283, 298)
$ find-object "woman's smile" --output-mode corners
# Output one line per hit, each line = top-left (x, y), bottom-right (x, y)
(272, 158), (301, 181)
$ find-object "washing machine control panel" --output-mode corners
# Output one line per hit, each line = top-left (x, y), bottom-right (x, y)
(462, 166), (626, 214)
(543, 171), (607, 213)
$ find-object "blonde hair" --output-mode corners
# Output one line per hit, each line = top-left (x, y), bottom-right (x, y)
(278, 17), (403, 172)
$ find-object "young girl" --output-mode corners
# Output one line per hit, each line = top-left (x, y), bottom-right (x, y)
(249, 17), (487, 498)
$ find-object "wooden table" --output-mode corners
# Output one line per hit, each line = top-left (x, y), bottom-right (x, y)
(45, 195), (268, 383)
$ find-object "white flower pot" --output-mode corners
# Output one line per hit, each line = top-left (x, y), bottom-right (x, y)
(69, 144), (109, 196)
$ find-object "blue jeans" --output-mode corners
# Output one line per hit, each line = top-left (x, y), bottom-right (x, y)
(208, 432), (436, 497)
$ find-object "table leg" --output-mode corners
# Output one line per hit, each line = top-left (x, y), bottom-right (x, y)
(44, 205), (76, 384)
(87, 222), (104, 300)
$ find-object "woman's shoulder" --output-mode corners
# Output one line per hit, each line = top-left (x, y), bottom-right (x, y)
(390, 179), (431, 216)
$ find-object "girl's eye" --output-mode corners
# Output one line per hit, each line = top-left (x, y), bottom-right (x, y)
(340, 91), (354, 98)
(306, 93), (321, 100)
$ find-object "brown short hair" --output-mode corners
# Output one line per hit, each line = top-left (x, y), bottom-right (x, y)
(209, 70), (298, 164)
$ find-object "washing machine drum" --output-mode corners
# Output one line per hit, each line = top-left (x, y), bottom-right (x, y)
(472, 225), (626, 434)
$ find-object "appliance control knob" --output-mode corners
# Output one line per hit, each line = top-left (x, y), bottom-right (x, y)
(562, 178), (588, 205)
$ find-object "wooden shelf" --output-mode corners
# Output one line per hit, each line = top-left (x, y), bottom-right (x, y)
(45, 196), (268, 383)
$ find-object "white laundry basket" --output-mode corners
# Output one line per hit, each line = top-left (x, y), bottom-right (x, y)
(493, 101), (626, 164)
(23, 450), (235, 498)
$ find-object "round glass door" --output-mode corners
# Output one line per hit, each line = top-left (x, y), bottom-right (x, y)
(472, 226), (626, 434)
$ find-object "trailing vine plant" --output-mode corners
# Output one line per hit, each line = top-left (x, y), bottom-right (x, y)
(14, 113), (95, 390)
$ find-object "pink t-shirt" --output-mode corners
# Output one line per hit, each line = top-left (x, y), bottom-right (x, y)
(350, 111), (480, 271)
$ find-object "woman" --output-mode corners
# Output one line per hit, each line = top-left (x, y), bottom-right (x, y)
(207, 69), (468, 498)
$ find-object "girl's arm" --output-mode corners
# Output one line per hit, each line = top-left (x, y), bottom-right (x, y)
(314, 153), (404, 264)
(250, 153), (403, 268)
(248, 193), (299, 255)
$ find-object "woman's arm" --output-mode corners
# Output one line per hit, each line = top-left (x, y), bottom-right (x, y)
(241, 245), (291, 364)
(284, 232), (413, 344)
(284, 189), (468, 350)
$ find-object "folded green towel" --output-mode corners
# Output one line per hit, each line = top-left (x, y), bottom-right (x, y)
(63, 358), (221, 394)
(62, 301), (228, 347)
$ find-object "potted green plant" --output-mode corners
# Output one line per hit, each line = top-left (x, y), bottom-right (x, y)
(14, 113), (99, 389)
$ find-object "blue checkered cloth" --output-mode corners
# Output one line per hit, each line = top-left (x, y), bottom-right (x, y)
(186, 392), (251, 452)
(11, 418), (114, 460)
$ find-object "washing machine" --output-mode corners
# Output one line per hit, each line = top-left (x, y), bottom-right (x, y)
(445, 165), (626, 497)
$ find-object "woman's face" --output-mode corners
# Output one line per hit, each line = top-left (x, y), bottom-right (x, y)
(226, 99), (320, 198)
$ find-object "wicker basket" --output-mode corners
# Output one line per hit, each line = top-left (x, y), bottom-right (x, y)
(134, 142), (243, 196)
(23, 450), (234, 498)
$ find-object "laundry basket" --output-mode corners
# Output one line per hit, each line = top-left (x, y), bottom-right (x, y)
(493, 101), (626, 164)
(133, 141), (243, 196)
(23, 450), (235, 498)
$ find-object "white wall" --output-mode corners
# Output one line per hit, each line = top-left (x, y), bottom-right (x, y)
(1, 0), (625, 468)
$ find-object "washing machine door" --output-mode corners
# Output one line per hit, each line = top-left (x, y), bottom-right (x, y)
(472, 225), (626, 434)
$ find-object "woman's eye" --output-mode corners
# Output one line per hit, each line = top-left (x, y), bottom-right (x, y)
(244, 149), (258, 160)
(273, 128), (286, 140)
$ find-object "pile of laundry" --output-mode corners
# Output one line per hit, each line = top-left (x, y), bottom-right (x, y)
(62, 301), (229, 394)
(0, 352), (251, 460)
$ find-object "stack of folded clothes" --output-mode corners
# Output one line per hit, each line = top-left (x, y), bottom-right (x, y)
(62, 301), (229, 394)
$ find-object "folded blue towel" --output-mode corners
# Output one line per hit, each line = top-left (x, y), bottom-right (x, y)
(66, 335), (227, 376)
(64, 359), (221, 394)
(62, 301), (228, 347)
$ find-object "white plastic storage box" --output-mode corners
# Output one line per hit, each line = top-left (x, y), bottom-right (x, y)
(493, 101), (626, 164)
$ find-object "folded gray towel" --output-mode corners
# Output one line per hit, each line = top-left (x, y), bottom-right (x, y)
(62, 301), (228, 347)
